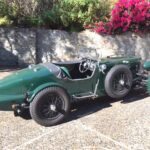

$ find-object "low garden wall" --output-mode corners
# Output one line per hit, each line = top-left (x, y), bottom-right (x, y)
(0, 27), (150, 67)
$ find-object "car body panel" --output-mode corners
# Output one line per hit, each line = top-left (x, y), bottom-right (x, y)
(143, 61), (150, 94)
(147, 77), (150, 93)
(143, 61), (150, 71)
(0, 56), (141, 110)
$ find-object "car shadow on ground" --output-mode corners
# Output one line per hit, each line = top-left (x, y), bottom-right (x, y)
(19, 89), (149, 124)
(66, 97), (112, 122)
(65, 88), (149, 123)
(121, 88), (149, 103)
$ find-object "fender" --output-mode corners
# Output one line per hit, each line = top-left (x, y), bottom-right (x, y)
(147, 76), (150, 94)
(29, 82), (65, 102)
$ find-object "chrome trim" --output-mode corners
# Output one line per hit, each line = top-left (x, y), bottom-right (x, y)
(94, 79), (99, 95)
(72, 94), (97, 99)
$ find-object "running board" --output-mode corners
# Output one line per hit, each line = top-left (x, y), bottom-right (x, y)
(72, 93), (98, 99)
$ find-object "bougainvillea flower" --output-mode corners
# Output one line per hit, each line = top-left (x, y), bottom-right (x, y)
(88, 0), (150, 34)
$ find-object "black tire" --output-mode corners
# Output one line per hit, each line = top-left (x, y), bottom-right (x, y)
(104, 65), (133, 99)
(30, 87), (70, 127)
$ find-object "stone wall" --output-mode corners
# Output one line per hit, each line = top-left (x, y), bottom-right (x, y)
(0, 27), (150, 67)
(0, 28), (36, 67)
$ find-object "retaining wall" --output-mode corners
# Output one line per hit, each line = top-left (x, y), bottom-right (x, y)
(0, 28), (149, 67)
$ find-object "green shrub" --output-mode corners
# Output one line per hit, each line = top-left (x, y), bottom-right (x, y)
(0, 0), (112, 30)
(42, 0), (112, 31)
(0, 0), (54, 27)
(0, 16), (11, 26)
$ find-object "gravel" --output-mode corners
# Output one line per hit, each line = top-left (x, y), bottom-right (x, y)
(0, 70), (150, 150)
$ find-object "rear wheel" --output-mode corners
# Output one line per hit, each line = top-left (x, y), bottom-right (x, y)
(104, 65), (133, 99)
(30, 87), (70, 126)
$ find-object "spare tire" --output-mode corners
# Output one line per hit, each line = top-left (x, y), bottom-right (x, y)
(104, 65), (133, 99)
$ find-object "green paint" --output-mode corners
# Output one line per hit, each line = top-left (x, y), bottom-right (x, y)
(0, 57), (141, 110)
(143, 61), (150, 71)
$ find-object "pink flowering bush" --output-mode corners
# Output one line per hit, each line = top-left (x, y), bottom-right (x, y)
(89, 0), (150, 34)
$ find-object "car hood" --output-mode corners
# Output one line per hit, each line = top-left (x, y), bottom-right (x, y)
(0, 64), (55, 96)
(0, 63), (58, 84)
(101, 57), (141, 65)
(0, 64), (54, 110)
(0, 65), (45, 84)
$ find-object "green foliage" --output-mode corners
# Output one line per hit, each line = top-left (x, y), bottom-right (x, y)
(0, 0), (112, 31)
(0, 0), (54, 27)
(0, 1), (12, 26)
(42, 0), (111, 30)
(0, 16), (10, 26)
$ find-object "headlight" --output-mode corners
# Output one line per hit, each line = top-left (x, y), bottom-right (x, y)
(101, 64), (107, 70)
(99, 64), (107, 73)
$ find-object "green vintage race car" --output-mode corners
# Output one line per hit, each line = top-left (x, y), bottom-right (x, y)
(0, 56), (149, 126)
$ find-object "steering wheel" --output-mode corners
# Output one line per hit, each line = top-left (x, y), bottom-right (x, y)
(79, 58), (91, 73)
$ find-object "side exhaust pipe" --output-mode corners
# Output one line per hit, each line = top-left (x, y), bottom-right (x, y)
(12, 104), (22, 116)
(12, 103), (29, 116)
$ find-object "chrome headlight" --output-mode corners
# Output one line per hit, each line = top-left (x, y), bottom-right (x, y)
(99, 64), (107, 73)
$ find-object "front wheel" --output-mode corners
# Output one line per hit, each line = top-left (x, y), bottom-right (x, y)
(30, 87), (70, 127)
(104, 65), (133, 99)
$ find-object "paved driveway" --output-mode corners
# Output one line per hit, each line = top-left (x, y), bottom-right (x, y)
(0, 70), (150, 150)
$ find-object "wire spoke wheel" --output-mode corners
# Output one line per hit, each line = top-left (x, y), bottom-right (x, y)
(105, 65), (133, 99)
(40, 93), (64, 120)
(30, 87), (70, 127)
(112, 72), (129, 93)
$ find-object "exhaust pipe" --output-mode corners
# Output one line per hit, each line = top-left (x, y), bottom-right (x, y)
(12, 104), (22, 116)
